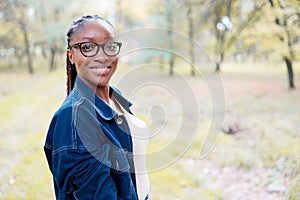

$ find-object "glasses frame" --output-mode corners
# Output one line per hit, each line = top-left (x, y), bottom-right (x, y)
(68, 41), (122, 57)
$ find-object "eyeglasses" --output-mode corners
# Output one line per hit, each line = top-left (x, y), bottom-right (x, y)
(68, 42), (122, 57)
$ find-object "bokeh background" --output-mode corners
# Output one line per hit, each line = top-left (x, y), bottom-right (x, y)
(0, 0), (299, 199)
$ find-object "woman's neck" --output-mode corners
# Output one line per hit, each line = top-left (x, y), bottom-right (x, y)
(96, 85), (110, 104)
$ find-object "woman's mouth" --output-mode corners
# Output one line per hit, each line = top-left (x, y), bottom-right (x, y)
(90, 66), (112, 75)
(91, 65), (111, 69)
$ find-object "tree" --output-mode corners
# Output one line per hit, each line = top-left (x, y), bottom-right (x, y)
(0, 0), (34, 73)
(202, 0), (264, 72)
(267, 0), (299, 89)
(32, 0), (69, 72)
(183, 0), (197, 76)
(165, 0), (176, 76)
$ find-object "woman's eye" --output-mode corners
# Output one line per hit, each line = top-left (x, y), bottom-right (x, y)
(81, 43), (96, 52)
(105, 43), (117, 51)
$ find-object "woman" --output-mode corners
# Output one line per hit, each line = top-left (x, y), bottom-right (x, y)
(44, 15), (150, 200)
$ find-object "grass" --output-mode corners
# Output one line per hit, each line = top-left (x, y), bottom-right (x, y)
(0, 70), (64, 199)
(0, 61), (299, 199)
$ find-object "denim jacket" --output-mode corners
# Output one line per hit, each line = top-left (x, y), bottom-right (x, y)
(44, 77), (139, 200)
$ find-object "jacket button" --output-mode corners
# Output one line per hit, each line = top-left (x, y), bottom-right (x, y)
(116, 117), (123, 124)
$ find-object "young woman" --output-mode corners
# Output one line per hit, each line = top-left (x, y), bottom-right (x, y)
(44, 15), (150, 200)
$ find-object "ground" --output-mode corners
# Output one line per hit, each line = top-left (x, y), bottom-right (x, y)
(0, 62), (299, 199)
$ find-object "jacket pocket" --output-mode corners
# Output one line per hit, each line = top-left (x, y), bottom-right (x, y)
(110, 148), (138, 199)
(111, 148), (130, 173)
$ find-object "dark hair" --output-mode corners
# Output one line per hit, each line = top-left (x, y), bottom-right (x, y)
(66, 15), (115, 95)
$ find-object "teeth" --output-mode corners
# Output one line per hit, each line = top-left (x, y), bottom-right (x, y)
(92, 66), (111, 69)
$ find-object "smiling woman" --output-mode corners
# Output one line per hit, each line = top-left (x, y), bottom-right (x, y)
(66, 16), (119, 98)
(44, 15), (150, 200)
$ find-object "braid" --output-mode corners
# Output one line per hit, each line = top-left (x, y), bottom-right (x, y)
(65, 15), (115, 95)
(66, 53), (77, 95)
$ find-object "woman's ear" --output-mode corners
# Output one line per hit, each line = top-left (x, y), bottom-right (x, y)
(67, 50), (74, 65)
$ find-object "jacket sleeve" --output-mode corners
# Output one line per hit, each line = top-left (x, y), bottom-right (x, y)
(49, 100), (122, 200)
(52, 147), (121, 200)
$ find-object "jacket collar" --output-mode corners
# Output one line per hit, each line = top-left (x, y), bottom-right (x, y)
(73, 77), (132, 120)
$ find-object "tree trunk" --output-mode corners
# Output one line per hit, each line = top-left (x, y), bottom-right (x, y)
(49, 47), (56, 71)
(269, 0), (297, 89)
(169, 55), (174, 76)
(215, 62), (221, 72)
(190, 47), (195, 76)
(215, 52), (224, 72)
(166, 0), (175, 76)
(160, 55), (164, 70)
(284, 57), (295, 89)
(20, 21), (34, 74)
(187, 3), (196, 76)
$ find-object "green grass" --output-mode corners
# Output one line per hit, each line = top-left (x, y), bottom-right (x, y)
(149, 163), (200, 198)
(0, 70), (64, 199)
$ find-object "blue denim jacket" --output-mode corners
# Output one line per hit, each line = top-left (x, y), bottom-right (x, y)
(44, 77), (139, 200)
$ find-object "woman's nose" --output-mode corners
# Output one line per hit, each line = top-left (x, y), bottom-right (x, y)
(94, 48), (110, 63)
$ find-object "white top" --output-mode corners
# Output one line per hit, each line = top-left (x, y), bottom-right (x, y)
(122, 108), (150, 200)
(111, 97), (150, 200)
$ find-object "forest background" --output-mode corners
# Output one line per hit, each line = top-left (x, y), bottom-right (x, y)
(0, 0), (299, 199)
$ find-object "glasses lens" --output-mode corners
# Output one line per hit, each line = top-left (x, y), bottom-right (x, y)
(80, 43), (98, 56)
(104, 42), (120, 56)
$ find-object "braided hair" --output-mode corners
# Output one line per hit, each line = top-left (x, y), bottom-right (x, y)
(66, 15), (115, 95)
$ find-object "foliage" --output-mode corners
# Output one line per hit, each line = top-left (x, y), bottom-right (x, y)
(0, 0), (34, 72)
(243, 0), (300, 61)
(0, 0), (299, 74)
(0, 0), (27, 49)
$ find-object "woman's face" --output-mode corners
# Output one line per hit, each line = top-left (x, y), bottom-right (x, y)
(68, 21), (118, 90)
